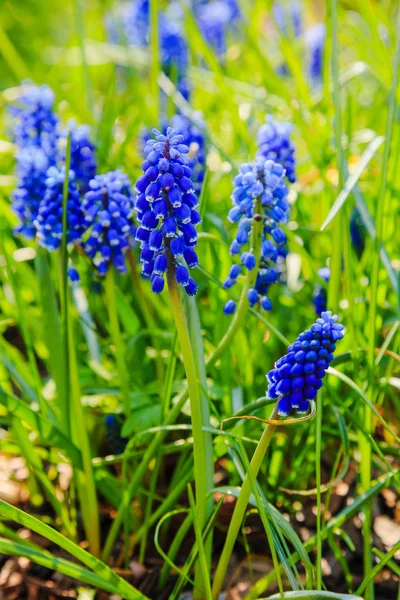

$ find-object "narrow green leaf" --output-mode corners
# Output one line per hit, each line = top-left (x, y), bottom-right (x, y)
(0, 388), (82, 468)
(0, 500), (149, 600)
(320, 135), (385, 230)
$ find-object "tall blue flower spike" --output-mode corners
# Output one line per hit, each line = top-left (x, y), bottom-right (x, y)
(10, 84), (59, 154)
(135, 127), (200, 296)
(171, 114), (206, 195)
(313, 267), (330, 316)
(105, 414), (128, 454)
(10, 85), (59, 238)
(223, 157), (290, 315)
(305, 23), (326, 85)
(61, 123), (97, 193)
(350, 208), (366, 257)
(257, 116), (296, 184)
(82, 171), (136, 276)
(194, 0), (241, 55)
(267, 311), (344, 416)
(12, 147), (52, 239)
(34, 167), (85, 251)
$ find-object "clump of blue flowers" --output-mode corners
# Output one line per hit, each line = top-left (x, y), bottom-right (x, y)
(34, 167), (85, 251)
(135, 127), (200, 296)
(82, 171), (136, 276)
(10, 84), (97, 243)
(257, 116), (296, 184)
(223, 157), (290, 315)
(267, 311), (344, 416)
(313, 267), (330, 316)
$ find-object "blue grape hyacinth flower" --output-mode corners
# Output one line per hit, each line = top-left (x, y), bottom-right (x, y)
(313, 267), (330, 316)
(171, 113), (206, 195)
(267, 311), (344, 416)
(257, 116), (296, 184)
(223, 157), (290, 315)
(10, 84), (59, 154)
(305, 23), (326, 85)
(61, 123), (97, 193)
(195, 0), (241, 56)
(34, 167), (85, 251)
(82, 171), (136, 276)
(10, 84), (59, 238)
(12, 147), (52, 239)
(135, 127), (200, 296)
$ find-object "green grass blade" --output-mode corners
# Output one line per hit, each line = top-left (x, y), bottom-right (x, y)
(0, 500), (149, 600)
(320, 135), (384, 231)
(0, 388), (82, 467)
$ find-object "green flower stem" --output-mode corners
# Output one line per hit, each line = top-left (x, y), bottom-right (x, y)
(166, 262), (209, 599)
(211, 403), (279, 599)
(68, 306), (100, 557)
(105, 267), (131, 416)
(206, 200), (264, 367)
(315, 391), (323, 589)
(127, 248), (164, 383)
(150, 0), (160, 125)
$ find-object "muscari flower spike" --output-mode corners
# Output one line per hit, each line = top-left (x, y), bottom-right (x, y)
(61, 123), (97, 193)
(105, 414), (128, 455)
(82, 171), (136, 276)
(34, 166), (85, 251)
(10, 84), (59, 154)
(223, 157), (290, 315)
(305, 23), (326, 85)
(257, 116), (296, 184)
(135, 127), (200, 296)
(12, 147), (52, 239)
(170, 113), (206, 195)
(267, 311), (344, 416)
(312, 267), (330, 316)
(194, 0), (241, 55)
(10, 85), (59, 238)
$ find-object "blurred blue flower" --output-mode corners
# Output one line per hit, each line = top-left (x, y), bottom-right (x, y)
(34, 167), (85, 251)
(61, 123), (97, 193)
(305, 22), (326, 84)
(223, 157), (290, 315)
(135, 127), (200, 295)
(272, 1), (302, 38)
(105, 414), (128, 454)
(257, 116), (296, 183)
(350, 208), (366, 257)
(82, 171), (136, 276)
(267, 311), (344, 416)
(313, 267), (330, 316)
(194, 0), (241, 55)
(111, 1), (189, 95)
